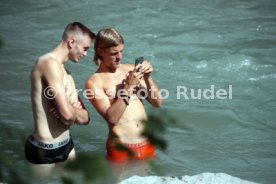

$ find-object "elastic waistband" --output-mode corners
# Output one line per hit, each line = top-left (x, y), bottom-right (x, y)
(107, 139), (150, 149)
(29, 135), (71, 150)
(124, 140), (150, 149)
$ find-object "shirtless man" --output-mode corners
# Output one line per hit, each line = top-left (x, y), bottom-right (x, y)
(25, 22), (95, 167)
(85, 28), (162, 162)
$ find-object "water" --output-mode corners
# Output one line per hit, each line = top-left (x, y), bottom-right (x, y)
(1, 0), (276, 183)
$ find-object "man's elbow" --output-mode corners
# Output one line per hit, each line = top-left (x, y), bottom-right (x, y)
(153, 102), (162, 108)
(152, 99), (163, 108)
(82, 116), (90, 125)
(106, 116), (118, 125)
(61, 112), (74, 122)
(61, 111), (90, 125)
(107, 118), (117, 125)
(77, 111), (90, 125)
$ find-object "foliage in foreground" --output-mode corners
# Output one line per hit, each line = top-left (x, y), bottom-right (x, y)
(0, 112), (173, 184)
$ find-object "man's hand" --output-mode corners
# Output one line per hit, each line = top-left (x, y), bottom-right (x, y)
(125, 70), (143, 86)
(72, 100), (83, 109)
(49, 99), (83, 126)
(135, 61), (153, 79)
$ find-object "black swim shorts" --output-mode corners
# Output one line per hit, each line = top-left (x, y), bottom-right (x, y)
(24, 135), (74, 164)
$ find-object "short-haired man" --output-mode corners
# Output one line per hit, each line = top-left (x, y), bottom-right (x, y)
(25, 22), (95, 167)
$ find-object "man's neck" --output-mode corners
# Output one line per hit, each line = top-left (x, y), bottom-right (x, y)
(98, 62), (118, 73)
(52, 41), (69, 64)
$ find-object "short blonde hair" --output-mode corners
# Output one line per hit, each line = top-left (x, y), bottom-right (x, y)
(93, 28), (124, 65)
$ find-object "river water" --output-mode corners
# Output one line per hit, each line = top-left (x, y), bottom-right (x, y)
(0, 0), (276, 183)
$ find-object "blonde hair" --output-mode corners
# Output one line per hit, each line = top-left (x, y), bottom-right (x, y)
(93, 28), (124, 65)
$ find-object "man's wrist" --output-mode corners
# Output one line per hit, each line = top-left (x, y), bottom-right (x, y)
(143, 74), (151, 80)
(120, 94), (130, 106)
(118, 85), (131, 106)
(123, 83), (134, 95)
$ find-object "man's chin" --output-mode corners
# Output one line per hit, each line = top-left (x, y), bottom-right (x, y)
(72, 59), (79, 63)
(114, 64), (120, 68)
(114, 62), (121, 67)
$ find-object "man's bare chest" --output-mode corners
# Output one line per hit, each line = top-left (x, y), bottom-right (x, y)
(102, 73), (126, 99)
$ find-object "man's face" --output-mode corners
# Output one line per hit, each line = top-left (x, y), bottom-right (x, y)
(101, 44), (124, 68)
(69, 35), (91, 62)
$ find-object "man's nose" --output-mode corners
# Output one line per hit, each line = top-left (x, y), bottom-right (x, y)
(117, 52), (122, 59)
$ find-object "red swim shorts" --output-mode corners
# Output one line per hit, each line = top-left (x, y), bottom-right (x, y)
(106, 140), (155, 162)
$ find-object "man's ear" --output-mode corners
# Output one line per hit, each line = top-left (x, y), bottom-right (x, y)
(97, 48), (104, 56)
(68, 38), (75, 49)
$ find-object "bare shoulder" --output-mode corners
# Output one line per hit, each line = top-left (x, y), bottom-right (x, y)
(122, 63), (134, 69)
(86, 73), (103, 88)
(37, 53), (56, 63)
(120, 63), (135, 72)
(32, 53), (65, 84)
(37, 53), (61, 71)
(31, 53), (57, 74)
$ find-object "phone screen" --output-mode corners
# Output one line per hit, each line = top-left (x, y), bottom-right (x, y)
(135, 57), (144, 66)
(135, 57), (144, 72)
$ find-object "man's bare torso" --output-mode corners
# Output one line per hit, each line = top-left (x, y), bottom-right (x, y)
(89, 64), (148, 144)
(31, 53), (77, 143)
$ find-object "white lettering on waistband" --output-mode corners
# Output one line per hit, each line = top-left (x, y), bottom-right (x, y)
(29, 136), (70, 150)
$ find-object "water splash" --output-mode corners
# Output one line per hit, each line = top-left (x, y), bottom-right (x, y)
(120, 173), (258, 184)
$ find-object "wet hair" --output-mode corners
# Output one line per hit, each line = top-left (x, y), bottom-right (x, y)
(62, 22), (95, 42)
(93, 28), (124, 65)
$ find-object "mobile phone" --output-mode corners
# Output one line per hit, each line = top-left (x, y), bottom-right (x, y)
(135, 57), (144, 72)
(135, 56), (144, 66)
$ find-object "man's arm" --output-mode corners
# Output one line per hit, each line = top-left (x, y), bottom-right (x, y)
(85, 78), (127, 125)
(137, 61), (163, 107)
(41, 59), (89, 125)
(67, 73), (90, 125)
(141, 76), (163, 107)
(72, 96), (90, 125)
(85, 72), (141, 125)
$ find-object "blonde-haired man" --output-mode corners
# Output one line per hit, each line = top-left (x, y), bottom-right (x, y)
(86, 28), (162, 162)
